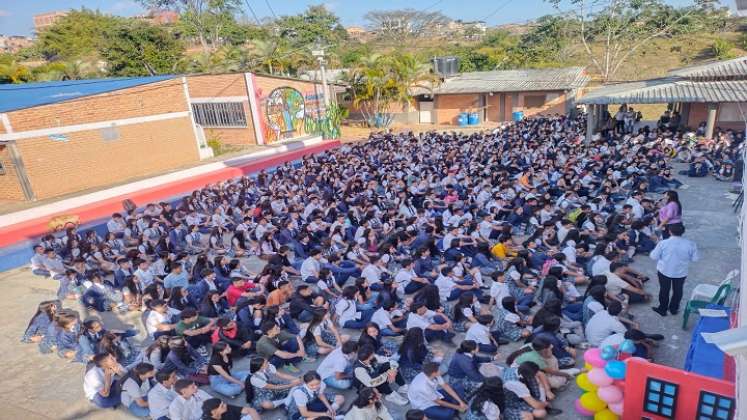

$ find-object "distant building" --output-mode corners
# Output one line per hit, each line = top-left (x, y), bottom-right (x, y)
(33, 11), (68, 33)
(137, 9), (179, 25)
(346, 26), (369, 41)
(0, 35), (33, 53)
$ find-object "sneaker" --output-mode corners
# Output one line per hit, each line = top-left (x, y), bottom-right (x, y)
(564, 368), (582, 376)
(284, 364), (301, 373)
(652, 307), (667, 317)
(385, 392), (409, 406)
(546, 407), (563, 416)
(398, 384), (409, 394)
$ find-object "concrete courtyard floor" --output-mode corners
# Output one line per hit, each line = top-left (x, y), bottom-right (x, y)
(0, 166), (740, 419)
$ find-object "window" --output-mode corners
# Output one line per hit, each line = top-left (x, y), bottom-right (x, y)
(644, 378), (678, 418)
(191, 102), (247, 128)
(697, 391), (734, 420)
(524, 95), (546, 108)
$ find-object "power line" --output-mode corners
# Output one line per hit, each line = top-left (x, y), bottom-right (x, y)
(243, 0), (262, 25)
(422, 0), (445, 12)
(264, 0), (278, 19)
(480, 0), (513, 22)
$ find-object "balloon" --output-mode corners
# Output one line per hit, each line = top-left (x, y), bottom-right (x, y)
(575, 399), (595, 416)
(588, 368), (614, 387)
(584, 348), (607, 368)
(577, 373), (598, 392)
(580, 391), (608, 412)
(619, 339), (636, 354)
(601, 345), (619, 360)
(609, 401), (624, 416)
(612, 379), (626, 390)
(594, 409), (619, 420)
(584, 362), (593, 371)
(605, 360), (627, 380)
(618, 353), (631, 361)
(597, 385), (624, 404)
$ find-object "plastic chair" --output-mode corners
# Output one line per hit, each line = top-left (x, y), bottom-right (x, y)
(682, 284), (732, 329)
(689, 269), (738, 303)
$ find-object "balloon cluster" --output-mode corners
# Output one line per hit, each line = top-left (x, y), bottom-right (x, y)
(574, 340), (643, 420)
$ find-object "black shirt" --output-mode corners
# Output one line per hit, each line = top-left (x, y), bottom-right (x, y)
(207, 353), (232, 376)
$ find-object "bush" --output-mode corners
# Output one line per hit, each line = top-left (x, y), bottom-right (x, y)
(207, 136), (223, 156)
(711, 38), (735, 60)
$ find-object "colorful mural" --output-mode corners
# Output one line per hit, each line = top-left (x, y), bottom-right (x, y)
(263, 87), (307, 143)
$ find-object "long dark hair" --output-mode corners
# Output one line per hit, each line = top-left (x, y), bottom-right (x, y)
(398, 327), (426, 359)
(470, 376), (505, 414)
(145, 335), (170, 363)
(118, 362), (154, 393)
(24, 300), (58, 332)
(353, 387), (382, 410)
(244, 356), (266, 404)
(665, 190), (682, 216)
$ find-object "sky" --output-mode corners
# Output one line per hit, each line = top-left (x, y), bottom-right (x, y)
(0, 0), (714, 37)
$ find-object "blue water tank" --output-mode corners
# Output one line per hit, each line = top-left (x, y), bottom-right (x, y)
(512, 111), (524, 121)
(457, 112), (468, 126)
(468, 112), (479, 125)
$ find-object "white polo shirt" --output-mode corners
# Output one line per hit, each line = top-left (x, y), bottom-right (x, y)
(406, 310), (435, 331)
(361, 264), (382, 285)
(83, 367), (109, 400)
(371, 307), (393, 330)
(435, 274), (457, 301)
(465, 322), (491, 345)
(408, 372), (445, 410)
(317, 347), (349, 380)
(585, 310), (626, 346)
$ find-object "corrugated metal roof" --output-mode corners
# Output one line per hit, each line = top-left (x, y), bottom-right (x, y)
(0, 75), (177, 113)
(578, 77), (747, 104)
(668, 56), (747, 79)
(427, 67), (589, 94)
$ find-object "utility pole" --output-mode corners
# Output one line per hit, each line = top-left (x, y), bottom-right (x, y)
(311, 42), (330, 108)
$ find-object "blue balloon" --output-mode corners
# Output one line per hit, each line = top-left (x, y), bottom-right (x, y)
(605, 360), (627, 380)
(601, 345), (619, 360)
(620, 339), (636, 354)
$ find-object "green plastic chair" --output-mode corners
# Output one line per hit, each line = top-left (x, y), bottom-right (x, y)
(681, 284), (731, 329)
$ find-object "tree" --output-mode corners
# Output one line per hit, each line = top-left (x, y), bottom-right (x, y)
(364, 9), (450, 40)
(36, 9), (121, 61)
(0, 61), (33, 84)
(547, 0), (725, 81)
(272, 5), (348, 49)
(101, 20), (185, 76)
(345, 53), (438, 127)
(139, 0), (242, 53)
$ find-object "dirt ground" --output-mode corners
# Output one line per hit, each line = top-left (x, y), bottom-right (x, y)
(0, 163), (740, 419)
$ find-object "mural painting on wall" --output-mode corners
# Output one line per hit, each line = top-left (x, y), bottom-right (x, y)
(263, 87), (307, 143)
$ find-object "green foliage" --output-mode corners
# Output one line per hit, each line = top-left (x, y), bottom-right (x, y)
(711, 38), (736, 59)
(207, 136), (224, 155)
(273, 5), (348, 49)
(0, 61), (34, 84)
(36, 9), (121, 61)
(101, 21), (185, 76)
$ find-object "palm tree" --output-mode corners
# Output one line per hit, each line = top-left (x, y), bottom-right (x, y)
(0, 61), (33, 84)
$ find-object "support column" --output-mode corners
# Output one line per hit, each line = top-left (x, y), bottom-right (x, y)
(705, 103), (718, 139)
(586, 104), (596, 145)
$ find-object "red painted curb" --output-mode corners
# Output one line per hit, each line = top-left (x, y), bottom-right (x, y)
(0, 140), (341, 248)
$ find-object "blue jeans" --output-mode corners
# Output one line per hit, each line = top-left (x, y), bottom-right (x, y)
(90, 382), (120, 408)
(405, 281), (426, 294)
(380, 327), (401, 337)
(516, 294), (535, 314)
(562, 302), (584, 322)
(324, 376), (352, 390)
(210, 370), (249, 397)
(324, 261), (360, 287)
(270, 340), (302, 367)
(343, 308), (375, 330)
(128, 401), (150, 417)
(423, 384), (465, 420)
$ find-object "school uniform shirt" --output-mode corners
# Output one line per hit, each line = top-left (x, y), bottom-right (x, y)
(490, 281), (510, 305)
(371, 307), (393, 330)
(585, 310), (627, 346)
(249, 364), (278, 388)
(603, 272), (630, 296)
(650, 236), (699, 278)
(300, 257), (320, 281)
(168, 389), (212, 420)
(406, 310), (436, 331)
(134, 268), (156, 288)
(317, 346), (350, 380)
(145, 310), (169, 337)
(288, 382), (328, 409)
(83, 366), (114, 400)
(121, 377), (152, 408)
(394, 268), (415, 292)
(361, 264), (383, 285)
(407, 372), (445, 410)
(335, 299), (361, 325)
(479, 400), (502, 420)
(163, 271), (189, 291)
(30, 253), (47, 271)
(591, 256), (611, 277)
(465, 322), (491, 345)
(147, 383), (176, 420)
(435, 274), (457, 301)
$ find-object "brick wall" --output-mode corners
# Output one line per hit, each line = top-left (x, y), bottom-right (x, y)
(519, 91), (568, 117)
(0, 144), (26, 201)
(7, 79), (188, 132)
(16, 117), (198, 200)
(434, 94), (480, 124)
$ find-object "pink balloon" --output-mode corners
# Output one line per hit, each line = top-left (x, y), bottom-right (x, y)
(609, 401), (624, 416)
(575, 398), (595, 416)
(588, 368), (614, 387)
(597, 385), (624, 404)
(584, 348), (607, 368)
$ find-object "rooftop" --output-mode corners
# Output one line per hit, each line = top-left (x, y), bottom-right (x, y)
(424, 67), (589, 95)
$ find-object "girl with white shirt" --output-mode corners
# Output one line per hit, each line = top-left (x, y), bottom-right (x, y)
(465, 376), (505, 420)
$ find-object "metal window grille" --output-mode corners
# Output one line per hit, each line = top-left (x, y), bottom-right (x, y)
(644, 378), (678, 418)
(191, 102), (247, 128)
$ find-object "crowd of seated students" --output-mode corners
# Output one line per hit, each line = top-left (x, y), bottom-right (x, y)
(22, 113), (721, 419)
